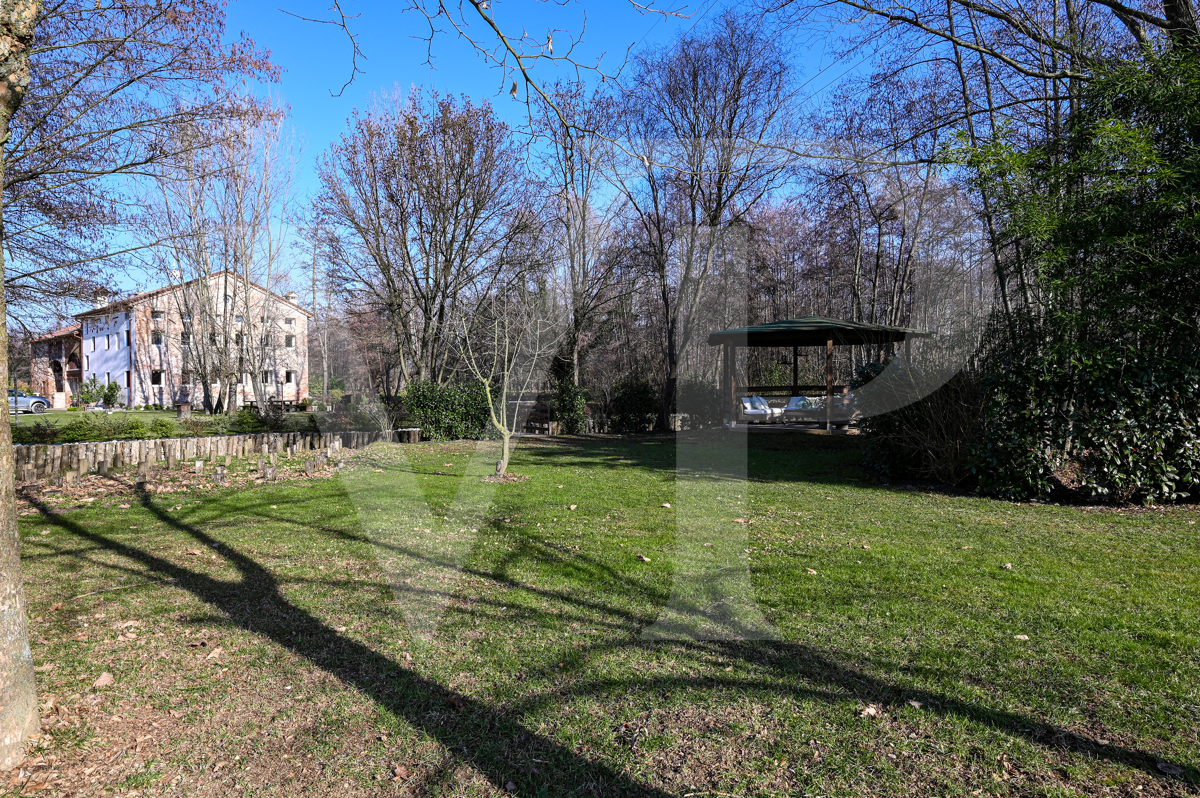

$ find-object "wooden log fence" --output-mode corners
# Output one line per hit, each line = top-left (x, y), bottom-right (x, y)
(14, 428), (422, 482)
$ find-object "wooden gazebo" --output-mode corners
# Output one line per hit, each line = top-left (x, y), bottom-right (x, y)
(706, 316), (929, 430)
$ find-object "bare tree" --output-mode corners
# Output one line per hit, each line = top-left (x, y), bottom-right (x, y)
(534, 84), (628, 385)
(4, 0), (276, 319)
(614, 10), (797, 426)
(460, 284), (563, 475)
(315, 90), (531, 389)
(145, 107), (297, 414)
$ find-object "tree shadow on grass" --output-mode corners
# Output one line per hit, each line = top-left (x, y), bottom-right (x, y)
(28, 492), (673, 798)
(25, 479), (1197, 794)
(499, 636), (1198, 790)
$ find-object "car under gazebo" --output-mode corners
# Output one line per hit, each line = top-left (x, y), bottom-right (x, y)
(706, 316), (930, 431)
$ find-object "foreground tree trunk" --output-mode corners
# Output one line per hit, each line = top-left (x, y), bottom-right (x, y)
(0, 0), (42, 772)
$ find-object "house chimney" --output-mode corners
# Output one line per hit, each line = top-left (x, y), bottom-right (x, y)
(92, 289), (111, 309)
(283, 291), (299, 303)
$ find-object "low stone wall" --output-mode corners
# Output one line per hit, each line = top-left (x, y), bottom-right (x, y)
(14, 427), (421, 482)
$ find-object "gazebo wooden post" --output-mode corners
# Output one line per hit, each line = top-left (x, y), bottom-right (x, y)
(825, 338), (834, 432)
(723, 341), (734, 423)
(791, 345), (799, 397)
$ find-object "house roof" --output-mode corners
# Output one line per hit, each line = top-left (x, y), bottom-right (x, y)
(706, 316), (929, 348)
(31, 324), (82, 343)
(74, 272), (313, 320)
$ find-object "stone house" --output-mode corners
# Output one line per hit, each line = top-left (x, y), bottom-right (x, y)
(30, 325), (84, 408)
(31, 273), (311, 409)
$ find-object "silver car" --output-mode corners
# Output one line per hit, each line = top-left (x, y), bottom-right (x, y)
(9, 389), (49, 414)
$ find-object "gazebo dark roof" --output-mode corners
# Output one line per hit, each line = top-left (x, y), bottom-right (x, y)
(707, 316), (929, 348)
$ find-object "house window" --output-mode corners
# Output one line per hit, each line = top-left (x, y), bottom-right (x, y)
(151, 310), (165, 321)
(284, 335), (295, 348)
(234, 332), (243, 346)
(260, 334), (272, 347)
(125, 371), (131, 388)
(285, 318), (295, 326)
(235, 315), (243, 323)
(209, 332), (218, 346)
(181, 370), (192, 385)
(180, 331), (191, 346)
(151, 330), (164, 346)
(90, 337), (96, 352)
(105, 371), (110, 384)
(105, 334), (110, 350)
(84, 355), (89, 370)
(285, 371), (295, 384)
(125, 330), (131, 347)
(151, 371), (163, 386)
(261, 370), (272, 384)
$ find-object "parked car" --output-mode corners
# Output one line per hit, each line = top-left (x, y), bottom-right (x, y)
(9, 389), (49, 414)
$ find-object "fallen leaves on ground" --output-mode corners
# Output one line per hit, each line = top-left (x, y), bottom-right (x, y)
(92, 672), (114, 688)
(638, 555), (651, 562)
(806, 568), (817, 575)
(860, 704), (884, 718)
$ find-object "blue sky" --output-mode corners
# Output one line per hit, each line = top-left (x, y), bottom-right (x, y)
(223, 1), (857, 198)
(226, 0), (727, 197)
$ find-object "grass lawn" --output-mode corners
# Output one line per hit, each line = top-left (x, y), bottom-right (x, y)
(12, 433), (1200, 797)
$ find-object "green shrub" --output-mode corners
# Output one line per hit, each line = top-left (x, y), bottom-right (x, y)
(125, 419), (149, 439)
(149, 418), (177, 439)
(608, 376), (659, 433)
(676, 376), (723, 429)
(551, 380), (588, 435)
(856, 363), (985, 486)
(76, 376), (104, 406)
(66, 406), (80, 412)
(13, 420), (61, 445)
(55, 418), (96, 443)
(231, 408), (266, 434)
(102, 381), (121, 407)
(403, 380), (491, 440)
(968, 341), (1200, 503)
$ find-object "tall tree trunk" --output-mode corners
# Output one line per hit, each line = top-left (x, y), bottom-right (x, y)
(0, 0), (42, 771)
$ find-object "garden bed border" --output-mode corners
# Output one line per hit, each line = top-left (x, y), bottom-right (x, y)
(13, 428), (421, 481)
